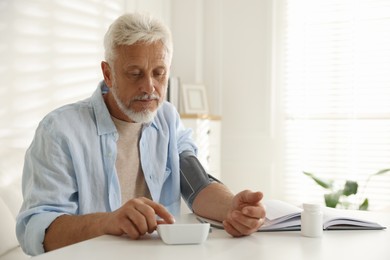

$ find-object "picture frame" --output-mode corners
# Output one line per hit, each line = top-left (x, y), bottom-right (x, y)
(181, 84), (209, 114)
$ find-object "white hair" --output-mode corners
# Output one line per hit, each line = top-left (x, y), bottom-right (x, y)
(103, 12), (173, 65)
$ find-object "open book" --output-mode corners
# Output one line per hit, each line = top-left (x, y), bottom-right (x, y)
(197, 199), (386, 231)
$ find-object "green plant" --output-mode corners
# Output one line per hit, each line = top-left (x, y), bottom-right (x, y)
(303, 168), (390, 210)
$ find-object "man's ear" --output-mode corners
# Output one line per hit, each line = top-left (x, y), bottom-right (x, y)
(101, 61), (113, 88)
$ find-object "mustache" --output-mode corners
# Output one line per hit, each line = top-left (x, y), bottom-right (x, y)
(131, 93), (160, 101)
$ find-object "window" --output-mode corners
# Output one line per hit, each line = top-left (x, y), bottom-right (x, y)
(277, 0), (390, 210)
(0, 0), (123, 184)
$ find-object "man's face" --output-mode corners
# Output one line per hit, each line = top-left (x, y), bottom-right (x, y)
(102, 41), (170, 123)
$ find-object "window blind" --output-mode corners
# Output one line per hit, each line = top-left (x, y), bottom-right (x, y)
(0, 0), (123, 184)
(279, 0), (390, 210)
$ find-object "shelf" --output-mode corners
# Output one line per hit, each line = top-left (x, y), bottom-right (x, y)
(180, 114), (221, 120)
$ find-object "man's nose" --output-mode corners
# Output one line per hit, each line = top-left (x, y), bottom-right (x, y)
(140, 76), (155, 94)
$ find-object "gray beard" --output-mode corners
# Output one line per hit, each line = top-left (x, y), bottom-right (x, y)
(110, 86), (160, 123)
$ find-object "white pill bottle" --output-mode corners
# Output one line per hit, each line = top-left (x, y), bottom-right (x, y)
(301, 203), (323, 238)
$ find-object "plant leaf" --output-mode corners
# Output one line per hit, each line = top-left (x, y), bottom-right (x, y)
(303, 171), (333, 189)
(359, 198), (369, 211)
(342, 180), (358, 196)
(324, 192), (341, 208)
(372, 168), (390, 176)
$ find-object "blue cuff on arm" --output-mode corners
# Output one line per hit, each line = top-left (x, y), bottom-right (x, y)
(179, 151), (221, 210)
(16, 211), (64, 256)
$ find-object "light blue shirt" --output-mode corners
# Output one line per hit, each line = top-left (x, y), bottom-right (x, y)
(16, 81), (197, 256)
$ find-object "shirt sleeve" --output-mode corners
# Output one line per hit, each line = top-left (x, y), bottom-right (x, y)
(175, 120), (198, 157)
(16, 116), (78, 256)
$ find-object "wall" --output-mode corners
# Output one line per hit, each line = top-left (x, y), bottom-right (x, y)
(0, 0), (125, 185)
(1, 0), (278, 199)
(220, 0), (275, 197)
(125, 0), (171, 26)
(170, 0), (277, 197)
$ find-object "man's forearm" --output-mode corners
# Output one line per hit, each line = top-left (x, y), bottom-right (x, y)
(43, 213), (109, 252)
(191, 182), (235, 222)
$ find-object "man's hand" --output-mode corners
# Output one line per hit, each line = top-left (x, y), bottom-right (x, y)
(222, 190), (266, 237)
(44, 197), (174, 252)
(191, 183), (266, 237)
(103, 197), (175, 239)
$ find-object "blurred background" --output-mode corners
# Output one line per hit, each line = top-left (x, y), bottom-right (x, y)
(1, 0), (390, 210)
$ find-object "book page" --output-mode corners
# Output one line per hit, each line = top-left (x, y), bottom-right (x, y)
(322, 207), (385, 230)
(263, 200), (302, 221)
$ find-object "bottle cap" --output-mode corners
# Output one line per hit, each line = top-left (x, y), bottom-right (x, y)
(303, 203), (321, 211)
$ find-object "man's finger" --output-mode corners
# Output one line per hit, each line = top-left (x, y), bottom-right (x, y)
(240, 191), (263, 204)
(231, 210), (263, 231)
(242, 205), (266, 219)
(143, 199), (175, 224)
(132, 203), (159, 233)
(223, 220), (243, 237)
(127, 207), (150, 235)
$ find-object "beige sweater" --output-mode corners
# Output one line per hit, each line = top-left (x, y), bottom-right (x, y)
(111, 117), (152, 204)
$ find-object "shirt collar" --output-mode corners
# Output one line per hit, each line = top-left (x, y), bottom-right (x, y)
(91, 81), (117, 135)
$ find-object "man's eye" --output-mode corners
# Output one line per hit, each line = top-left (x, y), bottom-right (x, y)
(130, 72), (141, 77)
(154, 70), (166, 77)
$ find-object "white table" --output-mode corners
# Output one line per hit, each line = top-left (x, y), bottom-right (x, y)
(32, 212), (390, 260)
